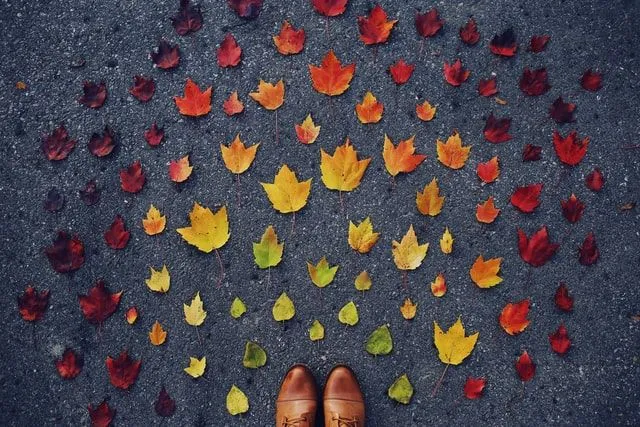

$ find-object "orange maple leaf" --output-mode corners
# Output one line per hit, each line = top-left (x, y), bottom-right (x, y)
(174, 78), (212, 117)
(476, 196), (500, 223)
(223, 91), (244, 116)
(416, 101), (436, 121)
(273, 21), (305, 55)
(357, 4), (397, 45)
(477, 156), (500, 183)
(295, 114), (321, 144)
(499, 300), (531, 335)
(355, 92), (383, 124)
(382, 134), (426, 177)
(436, 130), (471, 169)
(249, 79), (284, 110)
(309, 50), (356, 96)
(168, 155), (193, 183)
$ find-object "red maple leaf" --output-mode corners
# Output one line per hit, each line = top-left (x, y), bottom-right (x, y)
(357, 4), (396, 45)
(106, 350), (141, 390)
(489, 29), (517, 57)
(553, 130), (588, 166)
(150, 40), (180, 70)
(41, 124), (76, 161)
(129, 76), (155, 102)
(581, 69), (602, 91)
(517, 226), (559, 267)
(522, 144), (542, 162)
(88, 126), (116, 157)
(228, 0), (263, 18)
(443, 59), (470, 86)
(415, 8), (444, 38)
(78, 280), (122, 325)
(44, 187), (64, 212)
(144, 123), (164, 147)
(155, 387), (177, 417)
(578, 232), (599, 265)
(388, 59), (415, 85)
(549, 324), (571, 355)
(511, 183), (543, 213)
(483, 113), (511, 143)
(459, 18), (479, 45)
(104, 215), (130, 250)
(171, 0), (202, 35)
(120, 160), (145, 193)
(520, 67), (550, 96)
(515, 350), (535, 381)
(549, 96), (576, 123)
(560, 193), (585, 223)
(478, 77), (497, 97)
(499, 299), (531, 336)
(463, 377), (486, 399)
(585, 168), (604, 191)
(56, 348), (83, 379)
(17, 285), (49, 321)
(554, 282), (573, 312)
(78, 81), (107, 109)
(79, 179), (100, 206)
(529, 35), (550, 52)
(88, 400), (115, 427)
(45, 231), (85, 273)
(217, 33), (242, 68)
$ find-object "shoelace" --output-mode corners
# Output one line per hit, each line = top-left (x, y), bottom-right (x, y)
(332, 415), (359, 427)
(282, 415), (307, 426)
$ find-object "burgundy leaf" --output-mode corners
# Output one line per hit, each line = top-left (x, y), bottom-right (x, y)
(228, 0), (263, 19)
(104, 215), (130, 250)
(549, 96), (576, 123)
(79, 179), (101, 206)
(120, 160), (145, 193)
(554, 282), (573, 312)
(155, 387), (177, 417)
(45, 231), (85, 273)
(88, 126), (116, 157)
(17, 285), (50, 322)
(41, 124), (76, 161)
(88, 400), (115, 427)
(129, 76), (155, 102)
(517, 226), (559, 267)
(520, 67), (550, 96)
(78, 280), (122, 325)
(478, 77), (498, 97)
(489, 29), (517, 57)
(415, 8), (444, 38)
(529, 35), (550, 52)
(522, 144), (542, 162)
(483, 113), (512, 143)
(549, 324), (571, 355)
(150, 40), (180, 70)
(106, 350), (141, 390)
(171, 0), (203, 36)
(78, 81), (107, 109)
(511, 183), (543, 213)
(44, 187), (64, 212)
(560, 193), (585, 223)
(56, 348), (83, 379)
(443, 59), (470, 86)
(585, 168), (604, 191)
(553, 130), (589, 166)
(578, 232), (599, 265)
(144, 123), (164, 146)
(459, 18), (480, 45)
(581, 69), (602, 91)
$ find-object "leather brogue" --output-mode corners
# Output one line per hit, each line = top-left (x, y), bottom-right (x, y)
(276, 364), (318, 427)
(322, 365), (365, 427)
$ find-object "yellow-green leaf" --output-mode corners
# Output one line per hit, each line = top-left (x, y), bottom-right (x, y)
(243, 341), (267, 369)
(307, 256), (339, 288)
(145, 265), (170, 293)
(226, 385), (249, 415)
(388, 374), (414, 404)
(309, 320), (325, 341)
(365, 324), (393, 355)
(354, 270), (372, 291)
(253, 225), (284, 269)
(184, 356), (206, 378)
(272, 292), (295, 322)
(230, 297), (247, 319)
(338, 301), (359, 326)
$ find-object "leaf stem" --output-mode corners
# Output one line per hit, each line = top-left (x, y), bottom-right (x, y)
(431, 363), (450, 397)
(215, 249), (225, 288)
(275, 109), (279, 145)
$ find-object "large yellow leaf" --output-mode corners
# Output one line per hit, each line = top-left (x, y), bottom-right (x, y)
(436, 130), (471, 169)
(320, 138), (370, 191)
(348, 217), (380, 253)
(391, 225), (428, 270)
(416, 178), (445, 216)
(176, 203), (230, 253)
(469, 255), (503, 288)
(145, 265), (170, 293)
(261, 165), (312, 214)
(220, 134), (260, 174)
(184, 291), (207, 326)
(433, 317), (478, 365)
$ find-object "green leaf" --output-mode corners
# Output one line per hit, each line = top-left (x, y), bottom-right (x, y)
(243, 341), (267, 369)
(309, 320), (325, 341)
(253, 225), (284, 269)
(338, 301), (359, 326)
(226, 384), (249, 415)
(365, 324), (393, 355)
(272, 292), (295, 322)
(354, 270), (372, 291)
(307, 256), (339, 288)
(388, 374), (413, 404)
(229, 297), (247, 319)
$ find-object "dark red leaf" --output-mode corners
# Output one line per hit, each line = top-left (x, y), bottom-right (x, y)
(217, 33), (242, 68)
(129, 76), (155, 102)
(78, 81), (107, 109)
(171, 0), (202, 36)
(459, 18), (479, 45)
(44, 187), (64, 212)
(17, 285), (49, 322)
(104, 215), (130, 250)
(560, 193), (585, 223)
(106, 350), (141, 390)
(463, 377), (486, 399)
(549, 96), (576, 123)
(120, 160), (145, 193)
(388, 59), (415, 85)
(578, 232), (599, 265)
(155, 386), (177, 417)
(88, 126), (116, 157)
(415, 8), (444, 38)
(529, 35), (550, 52)
(489, 29), (517, 57)
(144, 123), (165, 147)
(520, 67), (550, 96)
(45, 231), (85, 273)
(483, 113), (511, 143)
(79, 179), (100, 205)
(585, 168), (604, 191)
(522, 144), (542, 162)
(56, 348), (83, 379)
(581, 69), (602, 91)
(88, 400), (115, 427)
(443, 59), (470, 87)
(517, 226), (559, 267)
(228, 0), (263, 19)
(554, 282), (573, 312)
(78, 280), (122, 325)
(515, 350), (535, 381)
(150, 40), (180, 70)
(478, 77), (497, 97)
(41, 124), (76, 161)
(549, 324), (571, 355)
(553, 130), (589, 166)
(511, 183), (543, 213)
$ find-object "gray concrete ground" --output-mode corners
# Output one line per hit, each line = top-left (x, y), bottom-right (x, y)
(1, 0), (639, 425)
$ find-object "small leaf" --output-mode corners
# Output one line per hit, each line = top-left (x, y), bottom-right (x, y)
(354, 271), (372, 291)
(226, 385), (249, 415)
(243, 341), (267, 369)
(230, 297), (247, 319)
(439, 227), (453, 254)
(146, 265), (170, 293)
(348, 217), (380, 254)
(272, 292), (295, 322)
(149, 321), (167, 346)
(184, 356), (206, 378)
(307, 257), (338, 288)
(309, 320), (325, 341)
(416, 178), (445, 216)
(253, 225), (284, 269)
(400, 298), (417, 320)
(338, 301), (359, 326)
(142, 205), (166, 236)
(365, 324), (393, 356)
(388, 374), (414, 404)
(392, 225), (428, 271)
(184, 292), (206, 326)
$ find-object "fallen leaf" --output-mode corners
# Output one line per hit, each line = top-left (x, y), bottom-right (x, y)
(389, 59), (415, 85)
(42, 124), (76, 161)
(125, 307), (138, 325)
(309, 50), (355, 96)
(295, 114), (321, 144)
(355, 91), (384, 124)
(522, 144), (542, 161)
(440, 227), (453, 254)
(129, 75), (155, 102)
(45, 231), (85, 273)
(388, 374), (414, 404)
(459, 18), (479, 45)
(416, 100), (436, 121)
(44, 187), (64, 212)
(529, 34), (550, 52)
(431, 273), (447, 297)
(309, 320), (325, 341)
(517, 226), (559, 267)
(253, 225), (284, 269)
(549, 324), (571, 354)
(578, 232), (599, 265)
(483, 113), (512, 143)
(78, 280), (122, 325)
(243, 341), (267, 368)
(338, 301), (359, 326)
(15, 81), (27, 90)
(311, 0), (347, 16)
(226, 385), (249, 415)
(581, 69), (602, 91)
(433, 317), (478, 365)
(549, 96), (576, 123)
(416, 177), (445, 216)
(499, 300), (531, 335)
(561, 193), (585, 223)
(443, 59), (470, 86)
(171, 0), (202, 35)
(261, 165), (312, 214)
(120, 160), (145, 193)
(463, 377), (486, 399)
(476, 196), (501, 223)
(88, 400), (114, 427)
(307, 257), (338, 288)
(142, 205), (166, 236)
(553, 130), (589, 166)
(150, 40), (180, 70)
(476, 156), (500, 183)
(383, 134), (426, 177)
(400, 298), (417, 320)
(520, 67), (550, 96)
(223, 91), (244, 116)
(104, 215), (130, 249)
(348, 218), (379, 254)
(217, 33), (242, 68)
(183, 291), (206, 326)
(365, 324), (393, 355)
(357, 4), (397, 45)
(436, 130), (471, 169)
(415, 8), (443, 38)
(470, 255), (503, 288)
(184, 356), (206, 378)
(228, 0), (263, 19)
(155, 387), (176, 417)
(585, 168), (604, 191)
(106, 350), (141, 389)
(489, 29), (517, 57)
(177, 203), (230, 253)
(511, 183), (543, 213)
(146, 265), (170, 293)
(272, 292), (295, 322)
(88, 126), (116, 157)
(168, 155), (193, 183)
(478, 77), (498, 97)
(249, 79), (284, 110)
(144, 122), (164, 146)
(220, 134), (259, 174)
(320, 137), (371, 191)
(174, 78), (212, 117)
(230, 297), (247, 319)
(18, 285), (49, 322)
(78, 81), (107, 109)
(56, 348), (83, 379)
(149, 321), (167, 346)
(392, 225), (428, 270)
(554, 282), (574, 312)
(354, 270), (372, 291)
(273, 20), (305, 55)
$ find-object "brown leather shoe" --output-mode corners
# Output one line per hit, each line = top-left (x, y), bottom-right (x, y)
(276, 364), (318, 427)
(323, 365), (365, 427)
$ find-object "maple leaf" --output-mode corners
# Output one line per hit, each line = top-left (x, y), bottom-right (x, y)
(459, 18), (479, 45)
(125, 307), (137, 325)
(184, 356), (206, 377)
(470, 255), (503, 288)
(174, 78), (212, 117)
(155, 387), (176, 417)
(399, 298), (417, 320)
(168, 155), (193, 183)
(78, 280), (122, 325)
(230, 297), (247, 318)
(585, 168), (604, 191)
(389, 59), (415, 85)
(484, 113), (512, 143)
(517, 226), (559, 267)
(311, 0), (347, 17)
(522, 143), (542, 161)
(555, 282), (574, 312)
(295, 114), (321, 144)
(142, 204), (166, 236)
(320, 138), (370, 192)
(355, 91), (384, 123)
(217, 33), (242, 68)
(307, 256), (338, 288)
(431, 273), (446, 297)
(106, 350), (141, 389)
(338, 301), (359, 326)
(416, 178), (445, 216)
(489, 29), (517, 57)
(382, 134), (426, 177)
(433, 317), (478, 396)
(223, 91), (244, 116)
(150, 40), (180, 70)
(499, 300), (531, 335)
(171, 0), (202, 35)
(120, 160), (145, 193)
(184, 292), (206, 326)
(45, 231), (85, 273)
(144, 122), (164, 146)
(227, 385), (249, 415)
(309, 320), (325, 341)
(437, 130), (471, 169)
(18, 285), (49, 321)
(261, 164), (312, 214)
(88, 400), (115, 427)
(348, 217), (379, 254)
(88, 126), (116, 157)
(581, 69), (602, 91)
(220, 134), (259, 174)
(520, 67), (550, 96)
(553, 130), (589, 166)
(440, 227), (453, 254)
(578, 232), (599, 265)
(477, 156), (500, 183)
(365, 324), (393, 355)
(561, 193), (585, 223)
(149, 320), (167, 346)
(549, 96), (576, 123)
(511, 183), (543, 213)
(228, 0), (263, 19)
(44, 187), (64, 212)
(478, 77), (498, 97)
(273, 20), (305, 55)
(392, 225), (428, 270)
(550, 324), (571, 355)
(416, 100), (436, 121)
(42, 124), (76, 161)
(530, 34), (550, 52)
(177, 203), (229, 253)
(104, 215), (130, 249)
(358, 4), (397, 45)
(388, 374), (413, 404)
(243, 341), (267, 368)
(78, 81), (107, 109)
(476, 196), (501, 224)
(56, 348), (83, 379)
(354, 270), (372, 291)
(415, 8), (443, 38)
(443, 59), (470, 86)
(253, 225), (284, 269)
(249, 79), (284, 110)
(146, 265), (170, 293)
(309, 50), (355, 96)
(516, 351), (536, 381)
(129, 75), (155, 102)
(464, 377), (486, 399)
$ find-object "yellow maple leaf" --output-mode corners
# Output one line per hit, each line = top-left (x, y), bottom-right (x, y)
(440, 227), (453, 254)
(392, 225), (428, 270)
(436, 130), (471, 169)
(220, 134), (260, 174)
(249, 79), (285, 110)
(416, 178), (445, 216)
(295, 114), (321, 144)
(400, 298), (417, 320)
(149, 320), (167, 346)
(470, 255), (503, 288)
(184, 291), (207, 326)
(382, 134), (427, 177)
(177, 203), (230, 253)
(142, 204), (166, 236)
(145, 265), (170, 293)
(184, 356), (206, 378)
(261, 164), (312, 214)
(433, 317), (478, 365)
(320, 138), (371, 192)
(348, 217), (380, 254)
